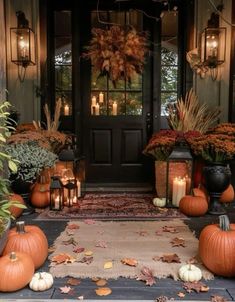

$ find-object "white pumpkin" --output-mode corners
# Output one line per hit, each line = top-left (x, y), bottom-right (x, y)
(153, 197), (166, 207)
(29, 272), (54, 291)
(178, 264), (202, 282)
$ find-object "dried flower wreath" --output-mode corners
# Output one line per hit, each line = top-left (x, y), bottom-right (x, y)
(84, 25), (148, 85)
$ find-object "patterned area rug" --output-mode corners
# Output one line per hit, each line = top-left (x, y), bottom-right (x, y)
(49, 220), (213, 280)
(36, 193), (186, 220)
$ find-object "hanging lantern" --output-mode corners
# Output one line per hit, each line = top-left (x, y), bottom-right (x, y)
(166, 142), (193, 207)
(50, 176), (64, 211)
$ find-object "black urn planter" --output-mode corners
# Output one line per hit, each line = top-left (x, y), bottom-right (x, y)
(203, 163), (231, 215)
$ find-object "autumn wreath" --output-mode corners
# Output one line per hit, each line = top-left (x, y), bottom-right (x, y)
(84, 25), (148, 85)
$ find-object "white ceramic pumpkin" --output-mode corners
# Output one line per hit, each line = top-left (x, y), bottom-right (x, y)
(153, 197), (166, 207)
(29, 272), (53, 291)
(178, 264), (202, 282)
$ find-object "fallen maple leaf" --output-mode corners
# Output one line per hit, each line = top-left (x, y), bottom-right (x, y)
(211, 295), (228, 302)
(62, 237), (78, 246)
(160, 253), (181, 263)
(73, 247), (85, 254)
(201, 285), (210, 292)
(78, 256), (93, 265)
(121, 258), (138, 267)
(152, 256), (161, 262)
(155, 296), (168, 302)
(66, 278), (81, 286)
(170, 237), (186, 247)
(104, 261), (113, 269)
(84, 250), (93, 256)
(51, 253), (72, 264)
(187, 256), (199, 264)
(67, 223), (80, 229)
(84, 219), (96, 225)
(96, 279), (107, 286)
(177, 292), (186, 298)
(92, 277), (100, 282)
(183, 281), (208, 293)
(60, 286), (72, 294)
(162, 226), (179, 233)
(95, 241), (108, 248)
(136, 266), (156, 286)
(95, 287), (112, 296)
(65, 255), (76, 264)
(48, 246), (56, 253)
(155, 231), (162, 236)
(136, 231), (149, 236)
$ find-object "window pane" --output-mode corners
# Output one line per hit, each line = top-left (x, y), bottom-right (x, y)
(126, 92), (142, 115)
(54, 11), (71, 36)
(108, 92), (125, 115)
(161, 66), (177, 91)
(161, 92), (177, 116)
(127, 73), (142, 90)
(109, 11), (125, 25)
(129, 11), (142, 30)
(91, 11), (108, 29)
(161, 46), (178, 65)
(91, 69), (107, 90)
(55, 37), (72, 65)
(55, 65), (72, 90)
(56, 92), (72, 116)
(109, 79), (125, 90)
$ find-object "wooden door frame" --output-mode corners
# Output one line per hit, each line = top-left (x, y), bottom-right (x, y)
(229, 0), (235, 122)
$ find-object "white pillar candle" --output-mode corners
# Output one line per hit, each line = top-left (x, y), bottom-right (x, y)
(172, 177), (179, 206)
(95, 103), (100, 115)
(99, 92), (104, 103)
(91, 96), (96, 107)
(112, 101), (117, 115)
(64, 104), (69, 116)
(172, 177), (186, 207)
(77, 180), (81, 197)
(54, 196), (60, 209)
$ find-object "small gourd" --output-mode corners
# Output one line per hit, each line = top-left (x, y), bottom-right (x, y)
(178, 264), (202, 282)
(29, 272), (54, 291)
(153, 197), (166, 207)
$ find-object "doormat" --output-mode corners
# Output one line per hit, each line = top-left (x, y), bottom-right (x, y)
(49, 219), (213, 280)
(36, 193), (186, 220)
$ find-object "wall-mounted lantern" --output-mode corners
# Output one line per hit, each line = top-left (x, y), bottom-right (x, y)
(200, 11), (226, 80)
(10, 11), (36, 82)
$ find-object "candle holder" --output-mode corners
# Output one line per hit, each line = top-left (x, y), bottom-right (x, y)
(64, 179), (78, 207)
(50, 176), (64, 211)
(166, 142), (194, 207)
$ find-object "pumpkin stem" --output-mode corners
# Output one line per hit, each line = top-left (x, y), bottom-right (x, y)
(9, 252), (17, 261)
(16, 221), (26, 233)
(219, 215), (230, 231)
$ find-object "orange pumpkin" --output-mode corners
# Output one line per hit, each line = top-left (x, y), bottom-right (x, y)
(179, 195), (208, 216)
(9, 193), (25, 218)
(0, 251), (34, 292)
(31, 184), (50, 208)
(3, 221), (48, 269)
(199, 215), (235, 277)
(220, 184), (235, 203)
(193, 186), (209, 203)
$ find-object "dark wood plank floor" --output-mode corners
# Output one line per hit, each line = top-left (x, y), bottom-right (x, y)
(1, 210), (235, 301)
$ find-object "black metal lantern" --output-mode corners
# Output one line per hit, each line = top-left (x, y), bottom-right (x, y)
(64, 179), (78, 207)
(166, 143), (193, 207)
(10, 11), (36, 82)
(50, 176), (64, 211)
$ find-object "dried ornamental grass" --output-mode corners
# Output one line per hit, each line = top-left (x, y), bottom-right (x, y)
(167, 89), (221, 133)
(84, 25), (148, 85)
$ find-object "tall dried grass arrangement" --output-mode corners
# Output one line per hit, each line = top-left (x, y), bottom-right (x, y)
(33, 98), (62, 131)
(167, 89), (221, 133)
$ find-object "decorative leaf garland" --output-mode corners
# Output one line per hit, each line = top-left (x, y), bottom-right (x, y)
(84, 25), (148, 85)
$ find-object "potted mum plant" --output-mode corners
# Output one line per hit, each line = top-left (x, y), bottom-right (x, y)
(0, 101), (25, 254)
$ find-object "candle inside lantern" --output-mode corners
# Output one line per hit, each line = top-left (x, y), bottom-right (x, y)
(112, 101), (117, 115)
(54, 195), (60, 209)
(172, 177), (186, 207)
(95, 103), (100, 115)
(64, 104), (69, 116)
(99, 92), (104, 103)
(91, 96), (96, 107)
(77, 180), (81, 197)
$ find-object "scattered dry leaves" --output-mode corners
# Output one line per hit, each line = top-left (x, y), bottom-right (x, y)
(187, 256), (199, 264)
(84, 219), (96, 225)
(155, 296), (168, 302)
(92, 277), (100, 282)
(59, 286), (72, 294)
(170, 237), (186, 247)
(65, 255), (76, 264)
(177, 292), (186, 298)
(104, 261), (113, 269)
(62, 237), (78, 246)
(95, 287), (112, 296)
(84, 250), (93, 256)
(67, 278), (81, 286)
(95, 241), (108, 248)
(121, 258), (138, 267)
(155, 231), (162, 236)
(211, 295), (228, 302)
(78, 256), (94, 265)
(51, 253), (72, 264)
(67, 223), (80, 230)
(183, 281), (209, 293)
(136, 266), (156, 286)
(159, 253), (181, 263)
(96, 279), (107, 286)
(136, 230), (149, 236)
(162, 226), (179, 233)
(73, 247), (85, 254)
(48, 245), (56, 253)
